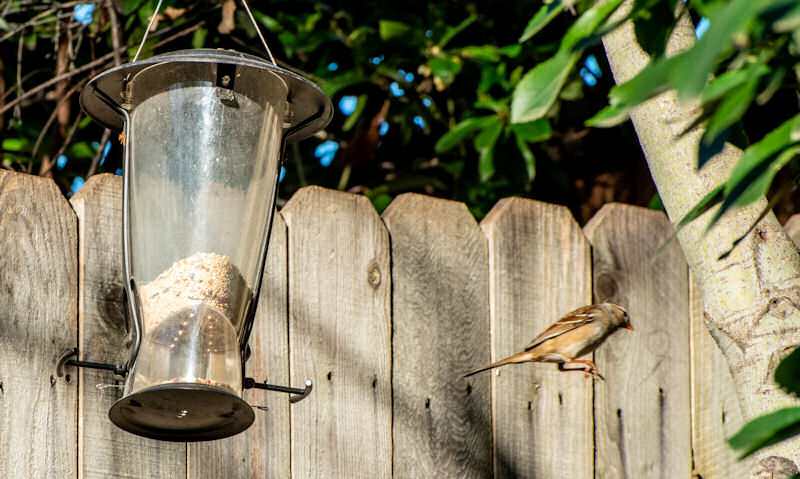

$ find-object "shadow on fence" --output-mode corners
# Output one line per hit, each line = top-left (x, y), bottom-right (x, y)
(0, 170), (753, 478)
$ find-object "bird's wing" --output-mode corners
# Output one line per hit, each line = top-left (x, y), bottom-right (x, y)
(524, 305), (598, 351)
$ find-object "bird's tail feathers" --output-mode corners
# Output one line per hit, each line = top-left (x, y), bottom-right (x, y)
(463, 351), (530, 377)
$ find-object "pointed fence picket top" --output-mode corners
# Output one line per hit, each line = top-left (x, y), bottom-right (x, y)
(71, 174), (187, 478)
(0, 168), (757, 478)
(382, 193), (492, 478)
(281, 186), (392, 479)
(584, 203), (691, 479)
(187, 215), (290, 478)
(0, 171), (77, 478)
(480, 197), (593, 479)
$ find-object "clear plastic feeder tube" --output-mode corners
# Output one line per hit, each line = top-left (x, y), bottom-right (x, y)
(124, 62), (286, 397)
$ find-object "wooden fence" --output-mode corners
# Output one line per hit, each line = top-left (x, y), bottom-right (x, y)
(1, 169), (773, 478)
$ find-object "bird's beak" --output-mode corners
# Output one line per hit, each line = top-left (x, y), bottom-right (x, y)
(624, 323), (634, 330)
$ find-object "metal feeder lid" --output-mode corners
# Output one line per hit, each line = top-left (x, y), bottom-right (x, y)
(79, 49), (332, 144)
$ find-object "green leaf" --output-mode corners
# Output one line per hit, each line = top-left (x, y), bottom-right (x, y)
(515, 134), (536, 181)
(648, 192), (665, 211)
(439, 14), (477, 48)
(191, 28), (207, 49)
(519, 1), (565, 43)
(792, 116), (800, 142)
(319, 71), (365, 97)
(559, 78), (585, 101)
(728, 406), (800, 458)
(632, 0), (675, 57)
(703, 70), (763, 147)
(561, 0), (626, 51)
(510, 118), (551, 143)
(586, 104), (630, 127)
(672, 0), (761, 99)
(512, 0), (625, 124)
(67, 142), (95, 159)
(254, 12), (282, 32)
(2, 138), (30, 152)
(771, 0), (800, 32)
(609, 53), (682, 107)
(458, 44), (522, 62)
(775, 346), (800, 396)
(708, 115), (800, 227)
(701, 70), (749, 104)
(429, 55), (462, 88)
(511, 51), (577, 123)
(371, 193), (393, 213)
(434, 116), (497, 153)
(378, 20), (410, 41)
(121, 0), (145, 16)
(475, 122), (503, 182)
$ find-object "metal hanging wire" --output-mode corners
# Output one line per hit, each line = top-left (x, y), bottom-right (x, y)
(131, 0), (163, 63)
(131, 0), (277, 65)
(240, 0), (277, 65)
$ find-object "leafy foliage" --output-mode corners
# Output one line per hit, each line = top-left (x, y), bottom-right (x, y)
(0, 0), (647, 218)
(585, 0), (800, 234)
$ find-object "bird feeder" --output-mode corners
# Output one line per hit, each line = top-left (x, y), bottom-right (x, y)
(60, 48), (331, 441)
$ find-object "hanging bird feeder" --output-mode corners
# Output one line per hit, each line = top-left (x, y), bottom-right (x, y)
(57, 1), (331, 442)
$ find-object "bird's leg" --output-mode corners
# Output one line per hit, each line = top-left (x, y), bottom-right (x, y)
(566, 359), (605, 381)
(557, 362), (591, 375)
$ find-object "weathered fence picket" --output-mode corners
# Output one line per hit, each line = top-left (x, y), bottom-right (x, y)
(0, 171), (77, 478)
(282, 186), (392, 478)
(383, 193), (491, 478)
(690, 275), (752, 478)
(585, 203), (691, 478)
(71, 175), (187, 478)
(0, 171), (777, 478)
(480, 198), (593, 479)
(188, 215), (290, 478)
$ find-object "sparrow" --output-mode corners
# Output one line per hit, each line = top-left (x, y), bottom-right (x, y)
(464, 303), (632, 380)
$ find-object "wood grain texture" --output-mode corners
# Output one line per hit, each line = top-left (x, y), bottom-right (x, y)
(690, 275), (752, 478)
(0, 170), (77, 478)
(188, 214), (290, 478)
(382, 193), (491, 478)
(71, 174), (186, 479)
(282, 186), (391, 479)
(584, 203), (690, 479)
(480, 197), (593, 479)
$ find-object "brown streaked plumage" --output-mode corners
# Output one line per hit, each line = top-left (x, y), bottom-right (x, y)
(464, 303), (632, 380)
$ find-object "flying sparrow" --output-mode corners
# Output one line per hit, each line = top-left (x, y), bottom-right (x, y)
(464, 303), (632, 380)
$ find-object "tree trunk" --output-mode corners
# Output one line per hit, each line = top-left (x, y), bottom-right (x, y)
(600, 2), (800, 475)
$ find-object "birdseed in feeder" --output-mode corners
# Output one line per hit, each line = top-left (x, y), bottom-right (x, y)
(139, 252), (250, 333)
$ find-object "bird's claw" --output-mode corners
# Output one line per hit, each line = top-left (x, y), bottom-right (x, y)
(582, 367), (604, 381)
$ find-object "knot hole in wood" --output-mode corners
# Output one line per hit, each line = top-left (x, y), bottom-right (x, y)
(595, 272), (618, 303)
(367, 260), (381, 289)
